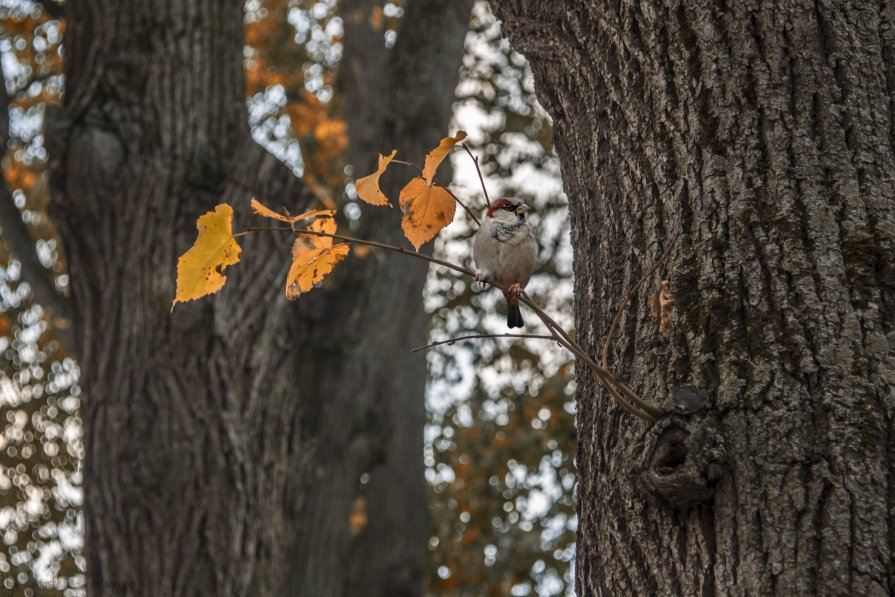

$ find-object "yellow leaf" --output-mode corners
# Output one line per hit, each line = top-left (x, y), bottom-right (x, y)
(421, 131), (467, 185)
(399, 177), (456, 251)
(292, 216), (338, 254)
(355, 149), (397, 206)
(286, 217), (348, 298)
(173, 204), (242, 309)
(285, 244), (349, 299)
(251, 197), (335, 223)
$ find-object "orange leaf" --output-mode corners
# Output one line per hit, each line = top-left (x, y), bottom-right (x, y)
(251, 197), (335, 223)
(352, 244), (373, 258)
(355, 149), (397, 206)
(173, 204), (242, 309)
(399, 177), (456, 251)
(349, 496), (368, 536)
(292, 216), (338, 254)
(369, 6), (384, 30)
(285, 244), (349, 299)
(286, 217), (348, 298)
(421, 131), (467, 185)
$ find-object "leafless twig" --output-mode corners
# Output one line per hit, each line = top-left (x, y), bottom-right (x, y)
(411, 332), (556, 352)
(460, 143), (491, 208)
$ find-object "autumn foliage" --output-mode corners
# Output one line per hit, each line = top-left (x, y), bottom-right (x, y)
(173, 131), (469, 307)
(173, 205), (242, 307)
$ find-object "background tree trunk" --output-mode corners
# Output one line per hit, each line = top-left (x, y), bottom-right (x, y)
(287, 2), (473, 595)
(47, 1), (471, 595)
(493, 0), (895, 594)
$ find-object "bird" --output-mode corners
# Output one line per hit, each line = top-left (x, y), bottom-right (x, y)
(473, 197), (537, 328)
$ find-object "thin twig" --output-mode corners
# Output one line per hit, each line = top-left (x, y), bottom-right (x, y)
(234, 226), (476, 278)
(517, 292), (662, 421)
(390, 159), (481, 226)
(391, 159), (422, 173)
(460, 143), (491, 207)
(412, 333), (556, 353)
(600, 233), (681, 369)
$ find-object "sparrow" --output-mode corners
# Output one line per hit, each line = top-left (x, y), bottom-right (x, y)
(473, 197), (537, 328)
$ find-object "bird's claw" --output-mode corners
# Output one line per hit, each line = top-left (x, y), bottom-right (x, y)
(475, 272), (488, 289)
(508, 283), (523, 301)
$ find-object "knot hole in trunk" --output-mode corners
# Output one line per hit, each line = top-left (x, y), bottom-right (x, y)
(634, 390), (726, 509)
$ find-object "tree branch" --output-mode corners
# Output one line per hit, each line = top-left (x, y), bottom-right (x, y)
(411, 332), (556, 352)
(236, 223), (664, 421)
(33, 0), (65, 20)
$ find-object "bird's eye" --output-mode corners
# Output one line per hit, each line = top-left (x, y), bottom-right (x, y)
(503, 203), (516, 211)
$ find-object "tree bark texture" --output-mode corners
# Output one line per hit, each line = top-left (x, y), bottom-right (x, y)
(46, 1), (471, 595)
(493, 0), (895, 595)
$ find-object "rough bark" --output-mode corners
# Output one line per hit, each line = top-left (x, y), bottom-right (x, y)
(46, 1), (471, 595)
(492, 0), (895, 595)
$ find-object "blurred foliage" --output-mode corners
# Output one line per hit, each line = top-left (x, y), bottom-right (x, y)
(0, 2), (84, 595)
(245, 0), (348, 192)
(424, 4), (576, 596)
(0, 1), (577, 595)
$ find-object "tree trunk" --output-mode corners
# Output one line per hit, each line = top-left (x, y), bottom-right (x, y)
(287, 2), (473, 595)
(493, 0), (895, 595)
(46, 1), (470, 595)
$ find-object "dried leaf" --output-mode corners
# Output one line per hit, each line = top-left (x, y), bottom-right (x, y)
(369, 6), (384, 30)
(286, 217), (349, 298)
(173, 204), (242, 309)
(292, 216), (338, 253)
(649, 279), (676, 333)
(421, 131), (467, 185)
(399, 177), (456, 251)
(349, 496), (367, 536)
(353, 244), (373, 258)
(251, 197), (335, 224)
(355, 149), (397, 206)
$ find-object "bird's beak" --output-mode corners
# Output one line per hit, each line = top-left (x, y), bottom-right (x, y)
(515, 204), (530, 215)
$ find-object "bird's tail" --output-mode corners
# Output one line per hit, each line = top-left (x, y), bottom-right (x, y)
(507, 302), (524, 328)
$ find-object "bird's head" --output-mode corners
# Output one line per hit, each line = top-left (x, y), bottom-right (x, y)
(486, 197), (529, 223)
